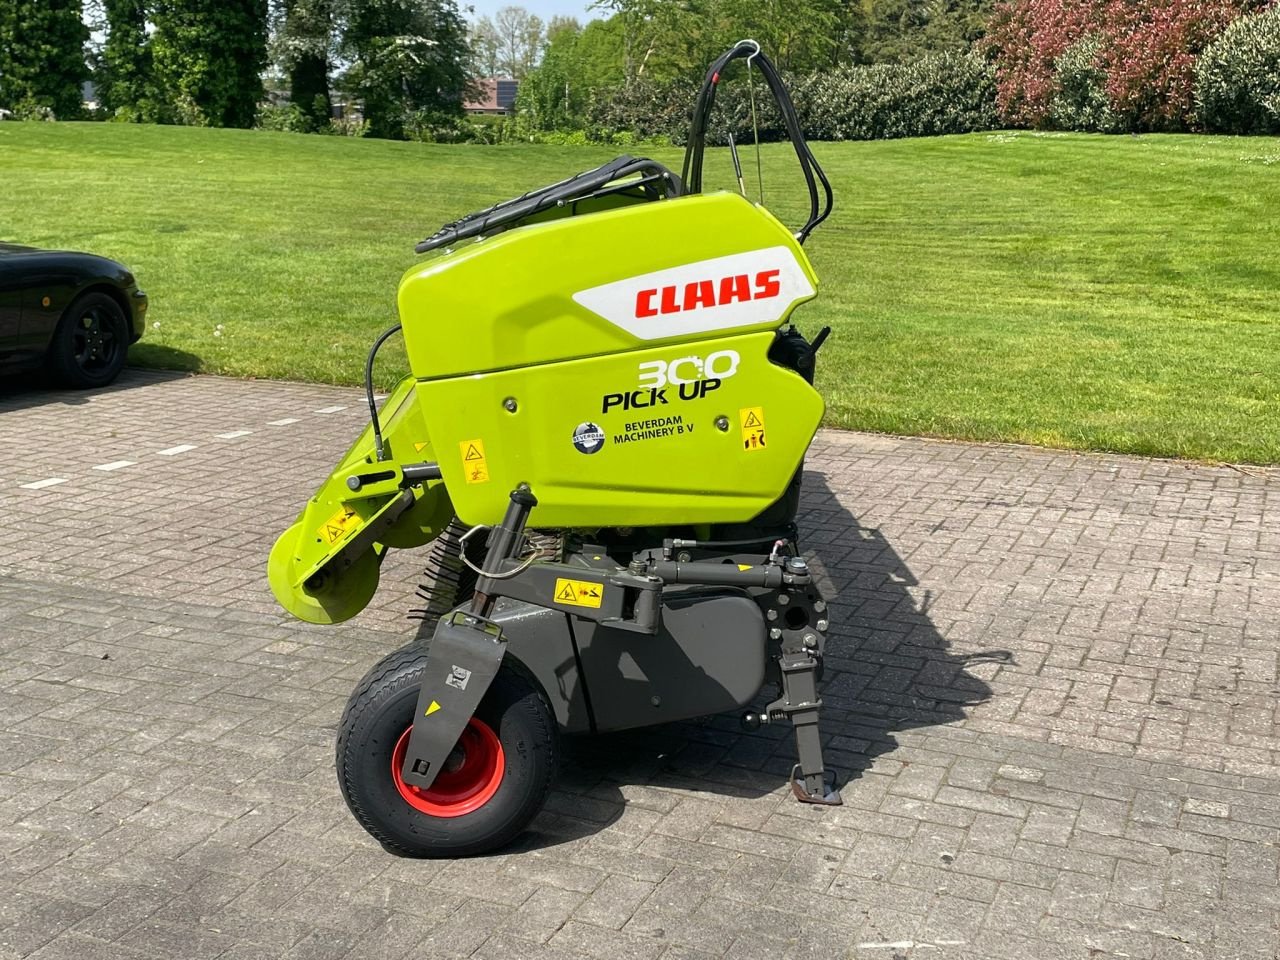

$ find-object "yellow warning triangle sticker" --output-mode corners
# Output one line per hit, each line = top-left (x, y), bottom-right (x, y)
(556, 582), (577, 602)
(737, 564), (753, 571)
(424, 700), (441, 716)
(463, 444), (484, 461)
(743, 411), (762, 427)
(415, 441), (429, 452)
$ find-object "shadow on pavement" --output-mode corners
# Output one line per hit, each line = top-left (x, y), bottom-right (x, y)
(0, 363), (197, 413)
(503, 468), (1011, 852)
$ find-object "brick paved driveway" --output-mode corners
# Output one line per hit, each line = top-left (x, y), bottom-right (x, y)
(2, 369), (1278, 960)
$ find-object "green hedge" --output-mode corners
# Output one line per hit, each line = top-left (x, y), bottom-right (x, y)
(797, 51), (998, 141)
(1196, 5), (1280, 135)
(1048, 36), (1118, 132)
(575, 51), (998, 144)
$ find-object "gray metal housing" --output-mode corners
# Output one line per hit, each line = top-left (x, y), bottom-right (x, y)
(486, 586), (767, 734)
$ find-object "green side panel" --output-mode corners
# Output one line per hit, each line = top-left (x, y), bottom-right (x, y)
(398, 192), (817, 379)
(415, 331), (824, 528)
(266, 376), (454, 623)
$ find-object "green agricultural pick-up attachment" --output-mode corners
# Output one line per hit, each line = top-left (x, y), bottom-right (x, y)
(269, 41), (841, 856)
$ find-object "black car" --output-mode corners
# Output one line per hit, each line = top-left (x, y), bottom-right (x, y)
(0, 243), (148, 388)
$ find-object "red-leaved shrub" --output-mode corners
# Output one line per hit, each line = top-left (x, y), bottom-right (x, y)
(984, 0), (1267, 130)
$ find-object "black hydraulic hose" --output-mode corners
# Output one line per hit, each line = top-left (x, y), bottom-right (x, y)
(681, 42), (833, 243)
(364, 323), (402, 462)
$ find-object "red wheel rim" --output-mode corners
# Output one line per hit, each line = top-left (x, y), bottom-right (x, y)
(391, 718), (505, 818)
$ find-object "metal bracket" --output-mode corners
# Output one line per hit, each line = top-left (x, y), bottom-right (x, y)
(756, 560), (843, 806)
(400, 610), (507, 789)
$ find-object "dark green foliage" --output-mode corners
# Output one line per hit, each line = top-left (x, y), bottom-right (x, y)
(851, 0), (994, 64)
(99, 0), (154, 119)
(1048, 36), (1115, 131)
(277, 0), (333, 131)
(339, 0), (470, 140)
(801, 51), (998, 139)
(0, 0), (89, 118)
(1196, 4), (1280, 135)
(578, 50), (997, 144)
(151, 0), (268, 127)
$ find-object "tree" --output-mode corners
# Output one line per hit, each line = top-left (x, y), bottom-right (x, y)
(99, 0), (153, 117)
(492, 5), (543, 78)
(513, 14), (580, 129)
(0, 0), (90, 118)
(151, 0), (269, 126)
(469, 16), (500, 76)
(849, 0), (992, 63)
(339, 0), (470, 139)
(546, 14), (580, 42)
(276, 0), (334, 130)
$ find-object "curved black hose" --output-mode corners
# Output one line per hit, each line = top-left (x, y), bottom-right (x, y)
(681, 42), (833, 243)
(364, 323), (402, 462)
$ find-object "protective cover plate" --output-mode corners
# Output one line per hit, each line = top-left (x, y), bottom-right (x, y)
(268, 520), (382, 624)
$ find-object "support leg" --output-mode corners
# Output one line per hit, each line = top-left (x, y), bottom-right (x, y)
(768, 645), (842, 805)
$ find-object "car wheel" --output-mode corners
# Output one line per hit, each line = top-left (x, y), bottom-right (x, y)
(48, 291), (129, 388)
(337, 645), (559, 858)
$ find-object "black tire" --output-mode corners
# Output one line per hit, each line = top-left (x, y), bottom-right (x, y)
(48, 291), (129, 388)
(337, 645), (558, 857)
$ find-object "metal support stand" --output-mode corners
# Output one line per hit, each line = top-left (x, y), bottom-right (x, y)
(768, 643), (841, 805)
(398, 486), (537, 790)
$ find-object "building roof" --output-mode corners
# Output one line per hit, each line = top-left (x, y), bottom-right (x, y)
(465, 78), (519, 112)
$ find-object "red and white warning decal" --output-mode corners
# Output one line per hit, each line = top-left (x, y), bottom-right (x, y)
(572, 246), (815, 340)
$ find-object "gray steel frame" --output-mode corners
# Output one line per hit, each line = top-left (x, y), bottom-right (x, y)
(398, 485), (842, 805)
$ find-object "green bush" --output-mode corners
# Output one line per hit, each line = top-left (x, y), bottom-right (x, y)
(1049, 36), (1118, 131)
(799, 51), (998, 141)
(576, 51), (997, 146)
(583, 80), (697, 144)
(1196, 5), (1280, 135)
(256, 102), (310, 132)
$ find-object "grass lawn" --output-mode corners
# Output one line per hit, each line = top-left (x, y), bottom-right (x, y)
(2, 122), (1278, 462)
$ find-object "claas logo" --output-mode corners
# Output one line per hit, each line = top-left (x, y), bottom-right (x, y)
(634, 269), (782, 319)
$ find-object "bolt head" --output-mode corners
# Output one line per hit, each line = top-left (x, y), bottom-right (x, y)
(816, 619), (829, 632)
(715, 416), (729, 432)
(769, 628), (782, 640)
(503, 397), (518, 412)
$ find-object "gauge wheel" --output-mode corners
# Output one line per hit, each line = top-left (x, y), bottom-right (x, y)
(337, 645), (558, 858)
(48, 291), (129, 388)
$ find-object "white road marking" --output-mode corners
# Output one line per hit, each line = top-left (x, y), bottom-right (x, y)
(855, 942), (966, 950)
(215, 430), (252, 440)
(156, 444), (196, 456)
(21, 478), (68, 490)
(93, 461), (136, 472)
(314, 405), (346, 414)
(268, 418), (299, 426)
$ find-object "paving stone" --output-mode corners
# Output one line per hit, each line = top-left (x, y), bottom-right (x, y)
(3, 371), (1280, 959)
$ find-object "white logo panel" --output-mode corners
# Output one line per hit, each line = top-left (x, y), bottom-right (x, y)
(572, 246), (815, 340)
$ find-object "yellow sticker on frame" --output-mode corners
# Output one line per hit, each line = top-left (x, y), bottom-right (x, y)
(459, 438), (490, 484)
(554, 578), (604, 609)
(319, 507), (360, 544)
(739, 406), (766, 452)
